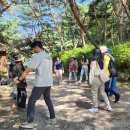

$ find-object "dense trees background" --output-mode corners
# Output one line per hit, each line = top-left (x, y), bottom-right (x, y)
(0, 0), (130, 71)
(0, 0), (130, 50)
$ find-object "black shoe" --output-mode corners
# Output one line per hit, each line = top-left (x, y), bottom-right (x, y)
(100, 99), (104, 102)
(115, 93), (120, 103)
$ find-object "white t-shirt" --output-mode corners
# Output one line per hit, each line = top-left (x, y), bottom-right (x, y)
(82, 59), (89, 68)
(28, 51), (53, 87)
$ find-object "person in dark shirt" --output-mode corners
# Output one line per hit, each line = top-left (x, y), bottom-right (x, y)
(14, 57), (27, 111)
(54, 57), (64, 85)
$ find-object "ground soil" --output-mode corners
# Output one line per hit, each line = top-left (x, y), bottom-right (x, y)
(0, 72), (130, 130)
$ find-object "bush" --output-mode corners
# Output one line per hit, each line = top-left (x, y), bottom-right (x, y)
(60, 45), (94, 72)
(52, 43), (130, 73)
(113, 42), (130, 73)
(0, 72), (6, 79)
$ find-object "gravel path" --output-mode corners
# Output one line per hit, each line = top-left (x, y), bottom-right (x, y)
(0, 72), (130, 130)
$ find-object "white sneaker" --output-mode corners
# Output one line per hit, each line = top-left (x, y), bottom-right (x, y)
(75, 82), (79, 84)
(78, 81), (81, 84)
(88, 107), (99, 113)
(106, 106), (113, 111)
(20, 122), (34, 129)
(21, 122), (28, 125)
(85, 81), (88, 84)
(45, 118), (57, 125)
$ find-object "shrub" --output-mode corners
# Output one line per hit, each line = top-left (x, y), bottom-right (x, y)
(60, 45), (94, 71)
(113, 42), (130, 72)
(0, 72), (6, 79)
(52, 43), (130, 73)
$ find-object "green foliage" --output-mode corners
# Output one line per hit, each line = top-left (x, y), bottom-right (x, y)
(0, 72), (6, 79)
(0, 17), (21, 48)
(52, 43), (130, 73)
(60, 45), (94, 71)
(113, 42), (130, 72)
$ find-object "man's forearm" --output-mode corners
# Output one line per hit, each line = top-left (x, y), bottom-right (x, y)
(19, 67), (32, 81)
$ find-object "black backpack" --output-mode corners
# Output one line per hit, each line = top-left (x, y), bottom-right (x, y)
(108, 57), (118, 77)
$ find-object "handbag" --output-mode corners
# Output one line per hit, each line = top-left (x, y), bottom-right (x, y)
(96, 62), (110, 84)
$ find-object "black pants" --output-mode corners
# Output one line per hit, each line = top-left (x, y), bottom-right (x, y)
(27, 86), (55, 123)
(17, 87), (27, 108)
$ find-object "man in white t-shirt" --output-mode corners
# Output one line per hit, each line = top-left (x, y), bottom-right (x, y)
(15, 40), (56, 129)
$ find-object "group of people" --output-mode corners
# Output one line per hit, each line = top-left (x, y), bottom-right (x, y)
(54, 46), (120, 113)
(68, 54), (89, 84)
(6, 40), (120, 129)
(53, 54), (89, 85)
(88, 46), (120, 113)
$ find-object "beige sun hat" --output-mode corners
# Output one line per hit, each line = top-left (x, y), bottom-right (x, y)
(100, 46), (108, 53)
(71, 55), (76, 58)
(14, 56), (22, 63)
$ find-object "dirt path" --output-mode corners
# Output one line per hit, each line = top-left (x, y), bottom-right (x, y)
(0, 72), (130, 130)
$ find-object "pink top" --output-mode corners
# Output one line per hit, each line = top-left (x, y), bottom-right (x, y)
(69, 60), (78, 72)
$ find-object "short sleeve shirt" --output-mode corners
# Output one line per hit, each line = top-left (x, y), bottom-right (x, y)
(55, 61), (63, 70)
(28, 51), (53, 87)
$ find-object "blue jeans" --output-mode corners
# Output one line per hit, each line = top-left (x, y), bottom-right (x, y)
(105, 80), (117, 97)
(27, 87), (55, 123)
(110, 77), (117, 94)
(69, 72), (77, 81)
(80, 68), (88, 81)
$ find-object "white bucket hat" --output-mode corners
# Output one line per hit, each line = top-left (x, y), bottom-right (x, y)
(100, 46), (108, 53)
(71, 55), (76, 58)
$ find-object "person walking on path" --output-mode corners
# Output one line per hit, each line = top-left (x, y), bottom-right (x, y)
(54, 57), (64, 85)
(100, 46), (120, 103)
(68, 55), (78, 84)
(77, 54), (89, 84)
(14, 40), (56, 129)
(89, 48), (112, 113)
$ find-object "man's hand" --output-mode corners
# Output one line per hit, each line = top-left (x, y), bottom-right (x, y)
(14, 80), (20, 85)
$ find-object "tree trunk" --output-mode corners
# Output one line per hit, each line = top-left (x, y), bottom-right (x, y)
(120, 0), (130, 21)
(104, 14), (107, 45)
(119, 0), (125, 43)
(46, 0), (65, 51)
(111, 24), (114, 46)
(68, 0), (97, 47)
(93, 1), (101, 44)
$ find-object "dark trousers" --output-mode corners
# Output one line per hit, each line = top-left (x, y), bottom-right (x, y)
(27, 86), (55, 123)
(105, 80), (117, 97)
(17, 87), (27, 108)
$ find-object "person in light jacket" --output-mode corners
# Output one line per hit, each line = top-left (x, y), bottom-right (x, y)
(89, 48), (112, 113)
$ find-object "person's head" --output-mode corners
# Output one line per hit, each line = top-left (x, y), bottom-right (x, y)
(100, 46), (108, 54)
(14, 56), (22, 64)
(82, 54), (86, 59)
(30, 40), (43, 53)
(81, 54), (86, 62)
(56, 57), (60, 61)
(92, 48), (104, 69)
(71, 55), (76, 61)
